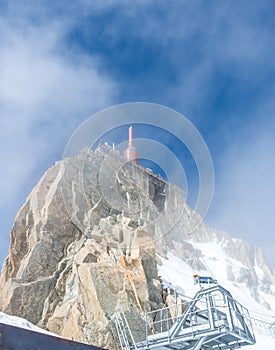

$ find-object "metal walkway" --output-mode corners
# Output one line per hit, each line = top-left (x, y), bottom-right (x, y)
(114, 285), (256, 350)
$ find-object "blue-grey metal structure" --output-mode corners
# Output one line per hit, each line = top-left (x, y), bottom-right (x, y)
(115, 285), (256, 350)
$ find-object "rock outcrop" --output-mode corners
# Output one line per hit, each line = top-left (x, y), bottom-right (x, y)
(0, 146), (170, 348)
(0, 144), (274, 348)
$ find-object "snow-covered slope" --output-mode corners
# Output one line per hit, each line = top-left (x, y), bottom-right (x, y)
(159, 242), (275, 350)
(0, 311), (58, 336)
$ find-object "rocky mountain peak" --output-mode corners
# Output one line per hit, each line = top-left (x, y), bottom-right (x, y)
(0, 145), (274, 348)
(0, 146), (174, 348)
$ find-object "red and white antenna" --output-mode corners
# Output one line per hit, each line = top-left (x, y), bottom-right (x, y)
(124, 125), (139, 164)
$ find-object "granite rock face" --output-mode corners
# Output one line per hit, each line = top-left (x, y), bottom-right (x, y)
(0, 146), (179, 348)
(0, 145), (274, 347)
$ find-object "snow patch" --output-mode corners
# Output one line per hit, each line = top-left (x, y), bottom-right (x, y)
(0, 312), (58, 337)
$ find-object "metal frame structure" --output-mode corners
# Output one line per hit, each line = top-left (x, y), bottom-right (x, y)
(113, 310), (138, 350)
(114, 285), (256, 350)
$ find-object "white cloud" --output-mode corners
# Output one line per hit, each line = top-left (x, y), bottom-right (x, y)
(210, 118), (275, 267)
(0, 13), (116, 262)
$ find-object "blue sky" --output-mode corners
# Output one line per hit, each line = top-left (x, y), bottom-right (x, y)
(1, 0), (275, 267)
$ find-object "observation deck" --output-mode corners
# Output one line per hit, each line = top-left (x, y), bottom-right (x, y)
(114, 285), (256, 350)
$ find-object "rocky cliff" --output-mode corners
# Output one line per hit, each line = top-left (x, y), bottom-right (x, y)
(0, 145), (180, 348)
(0, 145), (274, 348)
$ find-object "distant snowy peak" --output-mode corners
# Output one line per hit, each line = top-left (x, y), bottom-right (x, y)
(159, 237), (275, 350)
(195, 240), (274, 308)
(169, 221), (275, 306)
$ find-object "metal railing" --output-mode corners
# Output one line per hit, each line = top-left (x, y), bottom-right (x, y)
(114, 285), (256, 350)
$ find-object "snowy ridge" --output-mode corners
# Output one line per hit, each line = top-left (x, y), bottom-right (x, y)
(0, 312), (58, 337)
(158, 244), (275, 350)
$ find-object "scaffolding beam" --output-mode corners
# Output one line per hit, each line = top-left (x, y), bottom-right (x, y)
(114, 285), (256, 350)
